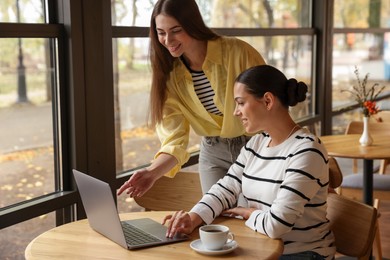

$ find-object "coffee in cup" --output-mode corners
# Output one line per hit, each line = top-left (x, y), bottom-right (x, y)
(199, 224), (234, 250)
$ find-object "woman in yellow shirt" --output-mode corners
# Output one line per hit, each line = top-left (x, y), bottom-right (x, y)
(118, 0), (265, 198)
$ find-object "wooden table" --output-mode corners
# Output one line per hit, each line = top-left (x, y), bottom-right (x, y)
(321, 134), (390, 205)
(25, 211), (283, 259)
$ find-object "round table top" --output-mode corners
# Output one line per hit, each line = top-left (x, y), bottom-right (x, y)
(25, 211), (283, 260)
(320, 134), (390, 160)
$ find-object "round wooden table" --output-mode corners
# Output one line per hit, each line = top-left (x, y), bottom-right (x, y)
(321, 134), (390, 205)
(25, 211), (283, 259)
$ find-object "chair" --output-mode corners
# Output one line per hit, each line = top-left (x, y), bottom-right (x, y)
(327, 192), (378, 260)
(376, 111), (390, 174)
(328, 156), (343, 191)
(345, 121), (390, 174)
(330, 156), (383, 260)
(134, 171), (203, 212)
(376, 110), (390, 123)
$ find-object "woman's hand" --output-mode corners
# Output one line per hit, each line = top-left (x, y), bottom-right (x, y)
(117, 153), (178, 198)
(162, 211), (202, 238)
(222, 207), (256, 220)
(117, 168), (158, 198)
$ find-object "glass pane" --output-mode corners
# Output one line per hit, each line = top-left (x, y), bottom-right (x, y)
(331, 99), (390, 135)
(334, 0), (390, 28)
(208, 0), (311, 28)
(113, 37), (154, 173)
(240, 35), (314, 120)
(0, 0), (46, 23)
(112, 0), (155, 26)
(332, 33), (390, 110)
(113, 37), (202, 174)
(0, 38), (56, 208)
(112, 0), (311, 28)
(332, 109), (361, 134)
(0, 212), (55, 259)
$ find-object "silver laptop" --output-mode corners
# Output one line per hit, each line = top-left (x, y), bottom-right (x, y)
(73, 169), (189, 249)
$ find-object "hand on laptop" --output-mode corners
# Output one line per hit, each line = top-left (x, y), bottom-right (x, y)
(163, 211), (203, 238)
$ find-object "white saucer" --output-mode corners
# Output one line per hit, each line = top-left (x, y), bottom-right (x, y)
(190, 239), (238, 256)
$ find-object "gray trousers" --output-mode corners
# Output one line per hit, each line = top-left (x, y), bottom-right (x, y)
(198, 135), (250, 205)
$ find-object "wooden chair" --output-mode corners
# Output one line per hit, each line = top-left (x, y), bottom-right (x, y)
(327, 192), (378, 260)
(376, 110), (390, 123)
(375, 111), (390, 174)
(330, 156), (383, 260)
(345, 121), (390, 174)
(134, 171), (203, 212)
(328, 156), (343, 191)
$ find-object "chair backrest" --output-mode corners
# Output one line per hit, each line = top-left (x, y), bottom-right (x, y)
(327, 193), (377, 258)
(328, 157), (343, 189)
(345, 121), (390, 174)
(376, 110), (390, 122)
(345, 120), (390, 135)
(134, 171), (203, 211)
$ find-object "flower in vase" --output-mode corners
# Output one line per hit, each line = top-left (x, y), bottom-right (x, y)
(342, 66), (385, 118)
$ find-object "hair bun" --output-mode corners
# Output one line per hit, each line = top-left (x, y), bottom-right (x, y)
(286, 78), (308, 106)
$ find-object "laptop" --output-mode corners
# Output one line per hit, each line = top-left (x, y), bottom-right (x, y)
(73, 169), (189, 250)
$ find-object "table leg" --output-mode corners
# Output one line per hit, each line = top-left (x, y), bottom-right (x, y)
(363, 159), (374, 260)
(363, 159), (374, 206)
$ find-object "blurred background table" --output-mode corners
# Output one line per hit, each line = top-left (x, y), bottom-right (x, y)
(321, 134), (390, 205)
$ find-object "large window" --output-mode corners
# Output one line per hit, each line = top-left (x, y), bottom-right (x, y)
(0, 1), (65, 259)
(331, 0), (390, 133)
(0, 38), (58, 208)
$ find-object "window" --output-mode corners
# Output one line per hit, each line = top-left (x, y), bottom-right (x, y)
(332, 0), (390, 133)
(0, 38), (59, 207)
(0, 1), (66, 258)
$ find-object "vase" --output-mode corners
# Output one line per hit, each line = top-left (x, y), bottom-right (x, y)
(359, 116), (373, 146)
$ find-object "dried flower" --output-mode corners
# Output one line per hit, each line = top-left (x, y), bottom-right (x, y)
(342, 66), (385, 117)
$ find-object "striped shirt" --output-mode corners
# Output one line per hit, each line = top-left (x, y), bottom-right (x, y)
(190, 129), (336, 259)
(180, 56), (223, 116)
(191, 71), (223, 116)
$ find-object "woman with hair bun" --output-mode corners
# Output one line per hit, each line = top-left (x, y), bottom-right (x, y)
(163, 65), (336, 260)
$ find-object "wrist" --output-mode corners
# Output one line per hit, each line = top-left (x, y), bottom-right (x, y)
(245, 208), (256, 219)
(144, 167), (165, 181)
(189, 212), (203, 232)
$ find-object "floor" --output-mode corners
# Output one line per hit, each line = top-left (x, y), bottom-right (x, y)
(378, 200), (390, 259)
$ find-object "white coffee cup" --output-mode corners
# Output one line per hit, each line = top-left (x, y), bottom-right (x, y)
(199, 224), (234, 250)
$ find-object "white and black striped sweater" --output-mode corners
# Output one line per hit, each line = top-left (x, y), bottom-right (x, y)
(190, 128), (336, 259)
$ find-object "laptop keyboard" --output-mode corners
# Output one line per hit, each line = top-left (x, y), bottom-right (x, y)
(121, 222), (162, 246)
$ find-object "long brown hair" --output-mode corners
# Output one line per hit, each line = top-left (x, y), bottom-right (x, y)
(149, 0), (220, 127)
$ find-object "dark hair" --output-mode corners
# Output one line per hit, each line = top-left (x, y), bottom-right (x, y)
(149, 0), (220, 126)
(235, 65), (308, 108)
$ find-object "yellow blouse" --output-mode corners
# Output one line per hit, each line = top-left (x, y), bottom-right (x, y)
(155, 36), (266, 177)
